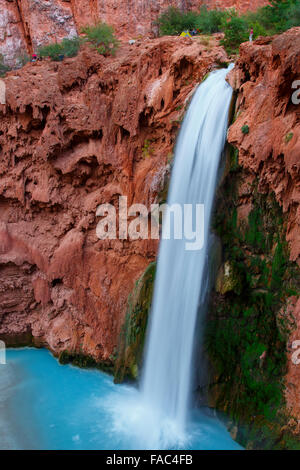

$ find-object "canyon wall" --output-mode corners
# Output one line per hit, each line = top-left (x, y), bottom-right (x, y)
(227, 26), (300, 432)
(0, 1), (298, 444)
(0, 0), (269, 65)
(205, 27), (300, 447)
(206, 0), (269, 12)
(228, 28), (300, 268)
(0, 34), (228, 362)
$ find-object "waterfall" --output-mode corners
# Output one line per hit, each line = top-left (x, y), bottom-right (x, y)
(140, 66), (234, 448)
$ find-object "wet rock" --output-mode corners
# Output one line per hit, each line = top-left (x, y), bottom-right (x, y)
(215, 261), (239, 295)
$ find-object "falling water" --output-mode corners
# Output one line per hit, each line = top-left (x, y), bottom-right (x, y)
(0, 68), (239, 451)
(140, 66), (234, 447)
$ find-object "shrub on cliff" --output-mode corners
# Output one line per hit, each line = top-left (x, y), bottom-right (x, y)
(38, 37), (80, 61)
(60, 37), (81, 58)
(220, 1), (300, 53)
(157, 1), (300, 51)
(243, 0), (300, 35)
(39, 42), (64, 61)
(0, 54), (11, 77)
(15, 51), (30, 68)
(81, 22), (120, 56)
(157, 7), (198, 35)
(256, 0), (299, 33)
(220, 12), (249, 54)
(194, 6), (227, 34)
(286, 0), (300, 28)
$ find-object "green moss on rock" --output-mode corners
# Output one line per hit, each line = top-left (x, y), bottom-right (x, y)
(58, 350), (113, 373)
(241, 124), (249, 134)
(113, 262), (156, 383)
(216, 260), (242, 295)
(284, 132), (293, 144)
(206, 147), (300, 449)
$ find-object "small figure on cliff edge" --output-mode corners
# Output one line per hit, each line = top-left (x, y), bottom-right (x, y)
(249, 27), (254, 42)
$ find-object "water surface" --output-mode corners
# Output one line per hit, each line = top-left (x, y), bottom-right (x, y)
(0, 348), (241, 450)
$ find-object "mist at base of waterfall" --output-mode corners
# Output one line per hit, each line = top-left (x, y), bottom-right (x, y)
(0, 348), (241, 450)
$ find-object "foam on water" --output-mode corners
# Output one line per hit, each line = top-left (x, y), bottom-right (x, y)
(0, 349), (241, 450)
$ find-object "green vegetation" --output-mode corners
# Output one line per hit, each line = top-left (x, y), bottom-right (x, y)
(81, 22), (120, 56)
(142, 139), (154, 158)
(114, 262), (156, 383)
(241, 124), (250, 134)
(206, 147), (300, 449)
(157, 7), (199, 35)
(38, 37), (80, 61)
(248, 0), (300, 33)
(220, 11), (249, 54)
(16, 51), (30, 68)
(1, 21), (119, 68)
(228, 144), (240, 172)
(38, 42), (64, 61)
(287, 1), (300, 27)
(195, 6), (226, 34)
(38, 22), (119, 62)
(58, 350), (113, 373)
(285, 132), (293, 143)
(0, 54), (11, 77)
(157, 1), (300, 54)
(60, 37), (81, 58)
(158, 5), (226, 35)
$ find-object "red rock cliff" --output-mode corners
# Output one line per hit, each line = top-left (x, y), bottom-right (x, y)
(0, 0), (269, 65)
(227, 27), (300, 425)
(0, 35), (228, 361)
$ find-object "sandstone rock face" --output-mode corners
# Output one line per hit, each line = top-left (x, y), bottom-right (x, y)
(69, 0), (197, 38)
(206, 0), (268, 12)
(228, 28), (300, 267)
(0, 0), (28, 66)
(15, 0), (77, 54)
(0, 0), (269, 64)
(0, 36), (228, 361)
(227, 27), (300, 425)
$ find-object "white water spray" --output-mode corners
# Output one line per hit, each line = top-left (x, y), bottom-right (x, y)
(139, 67), (234, 448)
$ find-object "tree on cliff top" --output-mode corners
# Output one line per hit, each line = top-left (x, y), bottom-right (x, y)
(157, 7), (198, 35)
(194, 6), (227, 34)
(81, 22), (120, 56)
(250, 0), (300, 34)
(220, 12), (249, 54)
(287, 1), (300, 28)
(157, 1), (300, 51)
